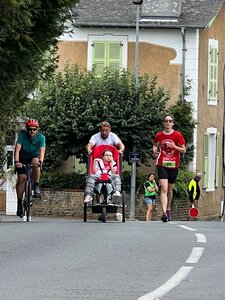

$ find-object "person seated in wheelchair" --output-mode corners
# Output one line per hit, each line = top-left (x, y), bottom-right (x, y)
(84, 149), (121, 204)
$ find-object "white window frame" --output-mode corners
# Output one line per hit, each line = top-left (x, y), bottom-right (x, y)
(207, 39), (218, 106)
(87, 34), (128, 71)
(204, 127), (217, 192)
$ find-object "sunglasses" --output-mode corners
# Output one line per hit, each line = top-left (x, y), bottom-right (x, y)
(27, 127), (37, 132)
(99, 121), (110, 128)
(164, 119), (173, 123)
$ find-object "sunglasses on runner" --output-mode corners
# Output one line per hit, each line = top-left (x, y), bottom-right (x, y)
(27, 127), (37, 132)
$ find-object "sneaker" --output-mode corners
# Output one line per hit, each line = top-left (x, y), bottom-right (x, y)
(33, 186), (41, 198)
(28, 216), (31, 222)
(113, 191), (121, 197)
(98, 214), (103, 222)
(161, 213), (168, 223)
(166, 210), (172, 221)
(84, 194), (93, 203)
(17, 202), (23, 218)
(112, 191), (121, 204)
(23, 216), (27, 222)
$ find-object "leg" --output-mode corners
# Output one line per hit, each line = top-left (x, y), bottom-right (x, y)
(84, 174), (99, 203)
(146, 203), (153, 221)
(159, 178), (168, 214)
(16, 173), (27, 217)
(166, 168), (178, 221)
(110, 174), (121, 192)
(31, 157), (41, 197)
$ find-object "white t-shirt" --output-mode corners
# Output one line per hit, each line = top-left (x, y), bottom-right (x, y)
(89, 132), (121, 146)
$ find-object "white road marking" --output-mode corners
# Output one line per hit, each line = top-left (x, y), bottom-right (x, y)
(178, 225), (196, 231)
(138, 266), (193, 300)
(195, 233), (207, 243)
(185, 247), (205, 264)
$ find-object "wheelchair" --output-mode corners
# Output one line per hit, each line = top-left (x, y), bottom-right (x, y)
(83, 145), (126, 223)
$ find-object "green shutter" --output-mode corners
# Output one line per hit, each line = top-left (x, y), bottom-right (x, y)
(208, 43), (218, 102)
(92, 42), (107, 75)
(92, 41), (122, 75)
(108, 42), (122, 70)
(203, 133), (209, 188)
(215, 132), (220, 187)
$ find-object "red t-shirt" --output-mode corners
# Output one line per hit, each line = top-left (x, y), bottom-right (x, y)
(154, 130), (185, 168)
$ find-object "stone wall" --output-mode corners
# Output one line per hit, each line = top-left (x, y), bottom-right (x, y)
(32, 189), (191, 221)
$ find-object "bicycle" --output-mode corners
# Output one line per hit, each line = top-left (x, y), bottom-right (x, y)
(22, 163), (41, 222)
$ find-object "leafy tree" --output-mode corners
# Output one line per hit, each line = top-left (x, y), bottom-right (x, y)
(25, 65), (170, 169)
(0, 0), (78, 169)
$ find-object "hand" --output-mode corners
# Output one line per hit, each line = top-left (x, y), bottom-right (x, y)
(153, 146), (159, 156)
(15, 162), (22, 168)
(87, 149), (92, 155)
(165, 141), (176, 149)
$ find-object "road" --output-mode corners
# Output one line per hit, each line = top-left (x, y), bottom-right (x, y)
(0, 216), (225, 300)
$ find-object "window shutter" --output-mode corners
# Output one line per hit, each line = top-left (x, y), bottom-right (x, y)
(108, 42), (122, 70)
(203, 133), (209, 188)
(208, 42), (218, 103)
(215, 132), (220, 187)
(92, 42), (107, 75)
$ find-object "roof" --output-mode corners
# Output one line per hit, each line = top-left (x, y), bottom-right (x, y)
(73, 0), (225, 29)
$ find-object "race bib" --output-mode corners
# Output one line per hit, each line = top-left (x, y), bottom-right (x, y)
(162, 159), (176, 168)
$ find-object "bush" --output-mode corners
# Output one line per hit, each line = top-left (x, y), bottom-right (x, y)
(40, 171), (86, 190)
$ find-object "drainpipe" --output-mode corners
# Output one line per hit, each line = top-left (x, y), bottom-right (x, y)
(181, 27), (186, 102)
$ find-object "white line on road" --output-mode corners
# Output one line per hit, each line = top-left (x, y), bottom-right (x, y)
(178, 225), (196, 231)
(195, 233), (207, 243)
(185, 247), (205, 264)
(138, 266), (193, 300)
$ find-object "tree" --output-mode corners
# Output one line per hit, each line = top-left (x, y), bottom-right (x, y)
(0, 0), (78, 169)
(25, 65), (170, 169)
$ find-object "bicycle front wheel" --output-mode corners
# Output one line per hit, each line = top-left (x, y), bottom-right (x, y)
(24, 181), (32, 221)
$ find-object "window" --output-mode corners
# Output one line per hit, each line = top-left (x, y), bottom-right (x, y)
(207, 39), (218, 105)
(203, 128), (220, 191)
(88, 35), (128, 75)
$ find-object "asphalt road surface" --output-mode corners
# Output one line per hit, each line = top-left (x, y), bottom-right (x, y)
(1, 216), (225, 300)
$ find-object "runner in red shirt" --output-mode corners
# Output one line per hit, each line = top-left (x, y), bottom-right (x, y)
(153, 115), (186, 222)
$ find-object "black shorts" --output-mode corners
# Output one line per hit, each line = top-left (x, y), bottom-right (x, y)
(16, 157), (35, 175)
(156, 166), (178, 184)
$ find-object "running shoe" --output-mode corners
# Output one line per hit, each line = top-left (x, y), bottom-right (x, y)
(34, 186), (41, 198)
(166, 210), (172, 221)
(161, 213), (168, 223)
(84, 194), (93, 203)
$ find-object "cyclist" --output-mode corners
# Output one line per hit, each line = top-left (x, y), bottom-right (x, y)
(14, 119), (46, 218)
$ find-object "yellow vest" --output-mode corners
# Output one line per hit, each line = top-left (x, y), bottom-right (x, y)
(188, 179), (197, 200)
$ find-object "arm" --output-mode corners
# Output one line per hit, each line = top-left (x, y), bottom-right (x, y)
(92, 158), (101, 174)
(110, 161), (117, 174)
(14, 143), (21, 162)
(39, 147), (45, 162)
(165, 141), (186, 154)
(86, 142), (95, 154)
(116, 141), (125, 154)
(153, 142), (159, 156)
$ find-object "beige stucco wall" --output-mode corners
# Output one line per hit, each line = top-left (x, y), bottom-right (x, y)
(57, 41), (181, 105)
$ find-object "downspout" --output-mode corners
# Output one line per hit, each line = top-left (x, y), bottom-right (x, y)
(181, 27), (186, 102)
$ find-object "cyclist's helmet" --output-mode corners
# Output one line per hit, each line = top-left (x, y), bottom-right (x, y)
(26, 119), (39, 128)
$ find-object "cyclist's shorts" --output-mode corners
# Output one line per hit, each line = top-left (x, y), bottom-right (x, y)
(156, 166), (178, 184)
(16, 157), (35, 175)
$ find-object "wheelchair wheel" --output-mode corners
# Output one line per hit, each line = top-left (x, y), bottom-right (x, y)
(122, 191), (126, 222)
(102, 206), (106, 222)
(84, 203), (87, 222)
